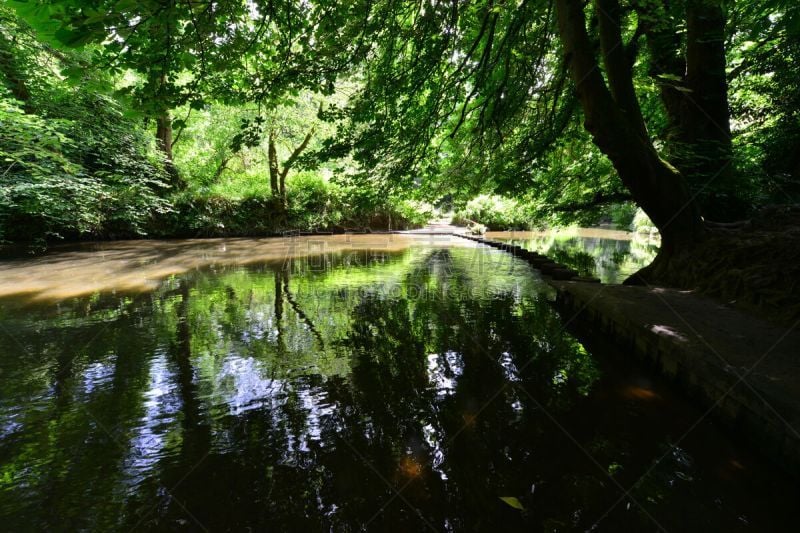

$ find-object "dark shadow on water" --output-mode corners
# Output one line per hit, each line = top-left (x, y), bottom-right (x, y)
(0, 246), (796, 531)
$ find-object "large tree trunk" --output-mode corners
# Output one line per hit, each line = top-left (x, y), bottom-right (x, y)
(269, 127), (314, 207)
(639, 0), (734, 220)
(278, 167), (287, 204)
(556, 0), (705, 255)
(278, 128), (314, 207)
(155, 113), (173, 159)
(640, 1), (687, 142)
(681, 0), (734, 218)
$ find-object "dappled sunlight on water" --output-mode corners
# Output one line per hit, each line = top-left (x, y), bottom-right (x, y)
(621, 385), (661, 401)
(0, 240), (797, 531)
(0, 234), (474, 302)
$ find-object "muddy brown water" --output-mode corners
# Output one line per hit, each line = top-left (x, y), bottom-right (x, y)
(0, 235), (796, 531)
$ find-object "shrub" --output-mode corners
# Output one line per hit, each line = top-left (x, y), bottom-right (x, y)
(632, 208), (659, 237)
(0, 91), (169, 243)
(450, 212), (471, 226)
(394, 199), (435, 227)
(287, 172), (345, 229)
(607, 202), (637, 229)
(455, 194), (530, 230)
(154, 174), (433, 237)
(155, 193), (284, 237)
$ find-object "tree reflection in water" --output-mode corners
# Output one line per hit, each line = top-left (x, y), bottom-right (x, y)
(491, 228), (660, 283)
(0, 246), (796, 531)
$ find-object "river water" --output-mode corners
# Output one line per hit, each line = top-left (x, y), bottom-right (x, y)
(489, 227), (660, 283)
(0, 234), (796, 531)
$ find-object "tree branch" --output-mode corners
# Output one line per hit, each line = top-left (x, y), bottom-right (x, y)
(279, 127), (316, 182)
(595, 0), (648, 139)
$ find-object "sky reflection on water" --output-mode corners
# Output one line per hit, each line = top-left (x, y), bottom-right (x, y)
(0, 239), (797, 531)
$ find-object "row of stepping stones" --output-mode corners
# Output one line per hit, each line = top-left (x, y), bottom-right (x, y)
(458, 234), (601, 283)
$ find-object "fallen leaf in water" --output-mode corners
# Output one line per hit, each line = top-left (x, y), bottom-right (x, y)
(499, 496), (525, 510)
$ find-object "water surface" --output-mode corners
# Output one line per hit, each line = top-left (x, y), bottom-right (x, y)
(0, 235), (796, 531)
(489, 228), (659, 283)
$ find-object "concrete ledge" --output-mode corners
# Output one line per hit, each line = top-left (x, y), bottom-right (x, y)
(450, 231), (800, 474)
(551, 281), (800, 477)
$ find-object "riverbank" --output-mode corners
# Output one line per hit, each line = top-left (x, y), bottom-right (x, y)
(552, 281), (800, 476)
(462, 233), (800, 477)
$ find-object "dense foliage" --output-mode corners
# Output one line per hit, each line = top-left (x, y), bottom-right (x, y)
(1, 0), (799, 252)
(0, 7), (169, 244)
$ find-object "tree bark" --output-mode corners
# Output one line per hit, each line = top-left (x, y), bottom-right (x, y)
(278, 128), (315, 204)
(682, 0), (733, 192)
(595, 0), (648, 139)
(638, 0), (734, 219)
(156, 111), (181, 186)
(155, 113), (173, 159)
(555, 0), (705, 251)
(268, 129), (280, 198)
(639, 0), (687, 140)
(269, 127), (315, 206)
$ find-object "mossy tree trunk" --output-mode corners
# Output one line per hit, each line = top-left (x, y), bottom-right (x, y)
(638, 0), (735, 220)
(556, 0), (706, 261)
(268, 127), (315, 208)
(156, 111), (182, 187)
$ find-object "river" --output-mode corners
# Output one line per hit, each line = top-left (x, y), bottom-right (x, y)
(0, 233), (796, 531)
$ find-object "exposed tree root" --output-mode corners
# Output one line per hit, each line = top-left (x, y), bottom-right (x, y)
(626, 205), (800, 325)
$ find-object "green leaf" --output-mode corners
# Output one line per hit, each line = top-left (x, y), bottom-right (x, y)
(499, 497), (525, 510)
(61, 66), (84, 81)
(115, 0), (141, 12)
(53, 28), (94, 48)
(657, 73), (683, 82)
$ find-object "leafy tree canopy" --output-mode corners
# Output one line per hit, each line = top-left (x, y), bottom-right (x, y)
(4, 0), (800, 249)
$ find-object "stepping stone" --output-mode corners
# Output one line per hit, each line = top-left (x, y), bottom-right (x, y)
(551, 268), (579, 280)
(571, 276), (601, 283)
(539, 262), (561, 274)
